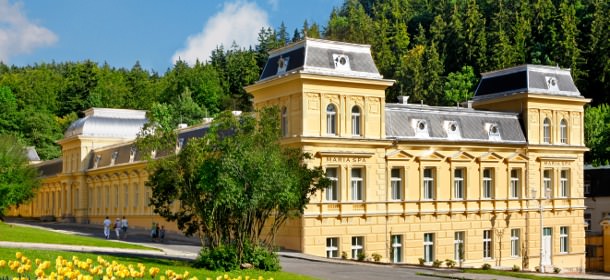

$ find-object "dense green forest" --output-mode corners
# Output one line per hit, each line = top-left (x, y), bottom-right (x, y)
(0, 0), (608, 163)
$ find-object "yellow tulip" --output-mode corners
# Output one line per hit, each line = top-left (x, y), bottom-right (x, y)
(15, 252), (23, 259)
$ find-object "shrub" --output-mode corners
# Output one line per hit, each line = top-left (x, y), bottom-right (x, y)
(512, 265), (520, 271)
(481, 263), (491, 270)
(371, 253), (382, 262)
(554, 267), (561, 273)
(341, 251), (347, 260)
(445, 259), (456, 268)
(357, 252), (367, 261)
(194, 245), (239, 271)
(433, 259), (442, 267)
(194, 242), (280, 271)
(418, 258), (425, 265)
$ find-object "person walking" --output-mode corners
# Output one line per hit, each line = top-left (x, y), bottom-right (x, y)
(114, 218), (121, 239)
(159, 225), (166, 243)
(103, 216), (111, 239)
(120, 216), (129, 239)
(150, 222), (157, 242)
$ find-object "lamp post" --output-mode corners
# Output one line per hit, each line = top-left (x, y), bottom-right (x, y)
(532, 187), (551, 273)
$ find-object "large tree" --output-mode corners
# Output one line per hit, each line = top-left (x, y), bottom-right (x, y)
(0, 134), (40, 220)
(139, 106), (329, 267)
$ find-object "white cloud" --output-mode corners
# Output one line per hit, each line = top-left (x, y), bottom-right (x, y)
(172, 1), (270, 65)
(0, 0), (58, 63)
(267, 0), (279, 11)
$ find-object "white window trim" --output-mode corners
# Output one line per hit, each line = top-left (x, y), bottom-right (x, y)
(482, 168), (493, 199)
(453, 168), (464, 200)
(351, 168), (364, 201)
(391, 168), (402, 200)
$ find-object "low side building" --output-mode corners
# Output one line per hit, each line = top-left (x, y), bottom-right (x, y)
(10, 38), (589, 272)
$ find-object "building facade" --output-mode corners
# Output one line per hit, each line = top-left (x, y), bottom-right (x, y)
(11, 38), (589, 272)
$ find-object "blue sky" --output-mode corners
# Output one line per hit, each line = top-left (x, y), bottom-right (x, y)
(0, 0), (342, 73)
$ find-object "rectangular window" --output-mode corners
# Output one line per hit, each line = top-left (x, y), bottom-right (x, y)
(585, 180), (591, 195)
(483, 230), (493, 259)
(560, 170), (569, 197)
(560, 226), (569, 253)
(106, 186), (110, 208)
(454, 231), (465, 261)
(351, 168), (363, 201)
(134, 183), (139, 207)
(454, 168), (464, 200)
(391, 168), (402, 200)
(351, 236), (364, 260)
(115, 185), (119, 208)
(510, 169), (520, 199)
(124, 184), (129, 207)
(424, 233), (434, 263)
(391, 235), (403, 263)
(543, 169), (552, 198)
(326, 237), (339, 258)
(482, 168), (493, 199)
(511, 229), (520, 257)
(423, 168), (435, 200)
(585, 213), (591, 232)
(325, 168), (339, 201)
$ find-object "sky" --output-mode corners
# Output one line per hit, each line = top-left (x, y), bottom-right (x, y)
(0, 0), (343, 73)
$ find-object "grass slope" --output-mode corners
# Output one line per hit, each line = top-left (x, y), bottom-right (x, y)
(0, 222), (155, 251)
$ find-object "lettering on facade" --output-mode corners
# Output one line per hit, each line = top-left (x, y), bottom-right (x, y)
(324, 157), (367, 163)
(541, 161), (572, 167)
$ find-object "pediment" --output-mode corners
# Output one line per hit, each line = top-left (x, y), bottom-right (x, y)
(416, 151), (446, 162)
(504, 153), (529, 163)
(386, 150), (415, 161)
(448, 151), (476, 162)
(477, 152), (504, 163)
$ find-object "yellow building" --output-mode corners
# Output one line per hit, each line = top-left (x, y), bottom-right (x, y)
(11, 38), (589, 272)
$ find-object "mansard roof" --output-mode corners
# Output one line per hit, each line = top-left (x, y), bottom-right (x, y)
(64, 108), (148, 139)
(385, 103), (526, 144)
(258, 38), (383, 82)
(474, 64), (582, 100)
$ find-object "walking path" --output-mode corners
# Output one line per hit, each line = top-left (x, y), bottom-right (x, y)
(2, 218), (610, 280)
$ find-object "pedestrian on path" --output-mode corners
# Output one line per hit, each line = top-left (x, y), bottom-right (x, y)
(103, 216), (111, 239)
(114, 218), (121, 239)
(150, 222), (157, 241)
(120, 216), (128, 239)
(159, 225), (165, 243)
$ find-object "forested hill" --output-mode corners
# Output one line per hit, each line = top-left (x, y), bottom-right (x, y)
(0, 0), (609, 163)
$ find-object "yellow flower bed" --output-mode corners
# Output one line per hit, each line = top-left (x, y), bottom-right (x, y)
(0, 252), (274, 280)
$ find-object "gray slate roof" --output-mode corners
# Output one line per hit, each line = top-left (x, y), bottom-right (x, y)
(259, 38), (383, 81)
(64, 108), (147, 139)
(474, 64), (582, 100)
(385, 103), (526, 144)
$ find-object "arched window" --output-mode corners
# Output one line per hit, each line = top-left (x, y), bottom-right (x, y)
(326, 104), (337, 135)
(281, 106), (288, 137)
(560, 119), (568, 144)
(543, 118), (551, 143)
(351, 106), (361, 136)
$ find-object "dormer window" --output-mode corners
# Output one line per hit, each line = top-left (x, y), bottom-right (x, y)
(413, 119), (429, 138)
(545, 76), (559, 91)
(277, 56), (290, 75)
(332, 54), (351, 71)
(445, 121), (461, 139)
(485, 123), (501, 141)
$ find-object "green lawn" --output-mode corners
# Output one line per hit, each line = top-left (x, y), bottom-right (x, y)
(0, 248), (317, 280)
(0, 222), (156, 251)
(463, 268), (587, 280)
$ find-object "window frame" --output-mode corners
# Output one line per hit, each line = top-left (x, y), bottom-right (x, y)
(326, 237), (339, 258)
(453, 168), (465, 200)
(281, 106), (288, 137)
(543, 169), (552, 198)
(560, 118), (568, 144)
(351, 106), (361, 136)
(454, 231), (465, 261)
(510, 169), (520, 199)
(560, 169), (569, 198)
(351, 167), (364, 201)
(511, 229), (520, 257)
(560, 226), (569, 253)
(325, 167), (339, 202)
(424, 233), (435, 263)
(326, 104), (337, 136)
(391, 234), (403, 263)
(390, 168), (403, 200)
(351, 236), (364, 260)
(483, 230), (493, 259)
(482, 168), (493, 199)
(543, 117), (551, 143)
(423, 168), (435, 200)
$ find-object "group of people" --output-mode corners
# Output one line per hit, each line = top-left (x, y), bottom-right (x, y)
(103, 216), (129, 240)
(150, 222), (165, 242)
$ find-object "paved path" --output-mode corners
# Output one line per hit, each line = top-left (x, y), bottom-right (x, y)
(3, 218), (609, 280)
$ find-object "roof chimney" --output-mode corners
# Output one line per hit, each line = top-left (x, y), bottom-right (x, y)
(397, 96), (409, 104)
